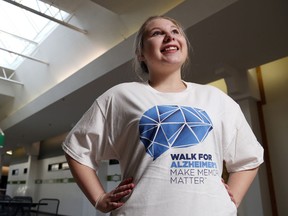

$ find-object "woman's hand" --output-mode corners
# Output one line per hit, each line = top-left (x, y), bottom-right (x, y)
(96, 177), (135, 213)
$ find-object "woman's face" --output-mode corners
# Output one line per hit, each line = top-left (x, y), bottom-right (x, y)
(140, 18), (188, 73)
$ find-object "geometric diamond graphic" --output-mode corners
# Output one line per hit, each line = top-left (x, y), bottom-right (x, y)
(139, 105), (213, 160)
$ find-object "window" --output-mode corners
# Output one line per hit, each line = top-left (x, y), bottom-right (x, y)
(12, 169), (19, 175)
(0, 0), (70, 70)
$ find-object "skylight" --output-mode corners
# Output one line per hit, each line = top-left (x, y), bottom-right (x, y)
(0, 0), (70, 70)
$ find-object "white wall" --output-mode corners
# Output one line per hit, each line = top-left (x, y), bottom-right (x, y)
(6, 155), (122, 216)
(33, 156), (84, 215)
(6, 155), (85, 215)
(6, 162), (30, 197)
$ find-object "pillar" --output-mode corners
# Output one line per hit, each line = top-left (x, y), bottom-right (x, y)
(217, 65), (271, 216)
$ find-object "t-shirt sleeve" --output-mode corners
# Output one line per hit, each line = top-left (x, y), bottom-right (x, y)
(223, 105), (264, 173)
(62, 100), (118, 171)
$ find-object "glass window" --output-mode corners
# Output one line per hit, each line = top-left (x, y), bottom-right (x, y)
(0, 0), (70, 70)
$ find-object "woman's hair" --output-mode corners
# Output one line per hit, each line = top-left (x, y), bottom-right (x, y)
(133, 15), (191, 78)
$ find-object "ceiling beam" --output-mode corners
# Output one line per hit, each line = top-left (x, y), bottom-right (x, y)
(0, 47), (49, 65)
(0, 67), (23, 85)
(3, 0), (88, 34)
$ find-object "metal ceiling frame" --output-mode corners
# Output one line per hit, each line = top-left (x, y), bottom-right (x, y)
(0, 66), (23, 85)
(3, 0), (88, 34)
(0, 29), (38, 45)
(0, 29), (48, 69)
(0, 47), (49, 65)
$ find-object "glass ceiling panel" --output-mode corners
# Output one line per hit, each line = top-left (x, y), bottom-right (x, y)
(0, 0), (70, 70)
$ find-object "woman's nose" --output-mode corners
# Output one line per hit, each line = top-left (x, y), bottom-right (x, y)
(164, 33), (175, 42)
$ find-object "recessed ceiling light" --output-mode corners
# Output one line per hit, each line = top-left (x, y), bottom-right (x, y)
(6, 150), (12, 155)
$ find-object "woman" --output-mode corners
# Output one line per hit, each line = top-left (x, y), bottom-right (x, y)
(63, 16), (263, 215)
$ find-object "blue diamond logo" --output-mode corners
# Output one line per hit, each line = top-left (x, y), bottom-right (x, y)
(139, 105), (213, 160)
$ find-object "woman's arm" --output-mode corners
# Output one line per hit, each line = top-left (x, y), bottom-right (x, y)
(65, 154), (135, 213)
(227, 167), (259, 207)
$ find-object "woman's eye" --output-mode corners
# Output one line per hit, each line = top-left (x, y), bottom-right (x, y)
(172, 29), (180, 34)
(152, 31), (162, 36)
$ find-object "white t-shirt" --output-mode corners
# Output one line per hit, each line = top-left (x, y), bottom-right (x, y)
(63, 81), (264, 216)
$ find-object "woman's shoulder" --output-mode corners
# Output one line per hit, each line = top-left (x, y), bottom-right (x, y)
(97, 82), (144, 99)
(187, 82), (227, 95)
(111, 81), (143, 89)
(105, 82), (144, 93)
(187, 82), (239, 107)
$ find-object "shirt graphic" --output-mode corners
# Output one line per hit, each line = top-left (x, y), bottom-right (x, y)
(139, 105), (213, 160)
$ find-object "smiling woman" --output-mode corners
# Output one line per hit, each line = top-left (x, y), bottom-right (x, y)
(63, 15), (263, 216)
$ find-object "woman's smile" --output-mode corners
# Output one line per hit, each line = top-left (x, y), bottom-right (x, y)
(161, 45), (179, 53)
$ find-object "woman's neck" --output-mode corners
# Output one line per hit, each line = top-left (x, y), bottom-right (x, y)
(148, 73), (186, 93)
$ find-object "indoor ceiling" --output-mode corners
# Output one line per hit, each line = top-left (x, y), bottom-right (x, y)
(0, 0), (288, 155)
